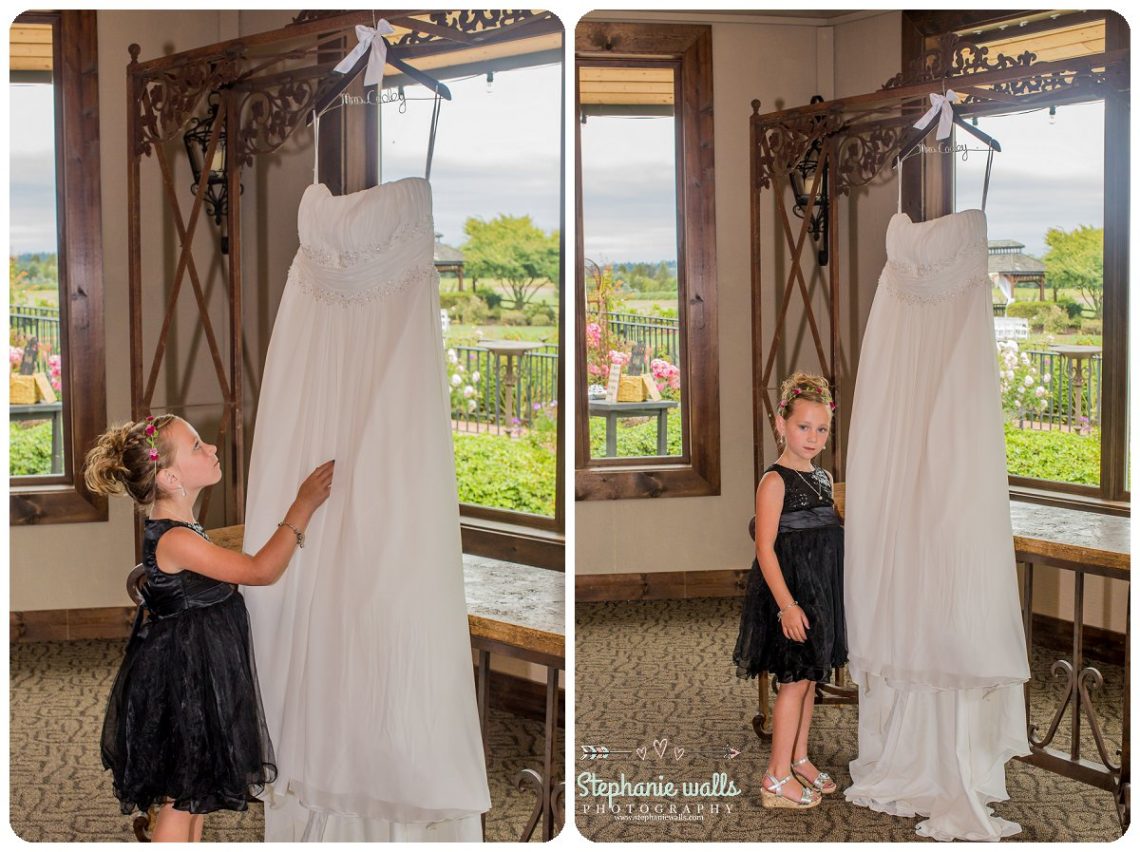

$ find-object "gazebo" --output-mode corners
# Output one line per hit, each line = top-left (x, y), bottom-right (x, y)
(989, 238), (1047, 303)
(434, 233), (465, 290)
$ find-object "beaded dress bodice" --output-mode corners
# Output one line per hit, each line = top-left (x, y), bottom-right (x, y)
(880, 209), (989, 305)
(288, 178), (437, 307)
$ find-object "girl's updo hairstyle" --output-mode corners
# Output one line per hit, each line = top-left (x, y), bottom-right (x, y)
(777, 371), (835, 420)
(84, 414), (178, 508)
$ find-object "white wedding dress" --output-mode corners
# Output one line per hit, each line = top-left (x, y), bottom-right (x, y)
(843, 208), (1030, 841)
(241, 155), (490, 840)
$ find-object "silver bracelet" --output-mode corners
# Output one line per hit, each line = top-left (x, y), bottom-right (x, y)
(776, 600), (799, 622)
(277, 521), (305, 549)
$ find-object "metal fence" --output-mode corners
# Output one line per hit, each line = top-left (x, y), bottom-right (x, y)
(9, 304), (60, 371)
(451, 343), (559, 435)
(1011, 350), (1103, 431)
(605, 311), (679, 363)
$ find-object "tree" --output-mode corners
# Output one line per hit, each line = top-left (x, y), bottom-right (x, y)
(462, 214), (559, 309)
(1044, 225), (1103, 318)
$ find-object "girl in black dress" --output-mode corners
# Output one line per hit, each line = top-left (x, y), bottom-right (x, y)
(84, 414), (334, 841)
(734, 372), (847, 809)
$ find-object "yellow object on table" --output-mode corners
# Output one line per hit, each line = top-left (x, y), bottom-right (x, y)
(617, 375), (648, 402)
(10, 374), (36, 404)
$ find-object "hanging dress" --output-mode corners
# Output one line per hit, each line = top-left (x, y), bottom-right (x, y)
(842, 179), (1031, 840)
(240, 115), (490, 842)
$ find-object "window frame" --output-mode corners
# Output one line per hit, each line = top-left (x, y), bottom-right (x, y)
(10, 10), (108, 525)
(574, 22), (720, 500)
(903, 10), (1129, 514)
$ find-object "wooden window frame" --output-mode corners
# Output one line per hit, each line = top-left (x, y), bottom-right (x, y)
(574, 22), (720, 501)
(902, 10), (1129, 515)
(10, 10), (108, 525)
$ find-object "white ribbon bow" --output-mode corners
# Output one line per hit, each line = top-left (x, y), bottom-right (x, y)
(913, 90), (961, 140)
(333, 21), (396, 88)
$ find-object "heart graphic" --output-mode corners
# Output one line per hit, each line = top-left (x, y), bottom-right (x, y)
(673, 746), (685, 760)
(635, 746), (647, 760)
(653, 738), (668, 759)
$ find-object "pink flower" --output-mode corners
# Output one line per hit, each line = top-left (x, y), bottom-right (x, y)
(145, 424), (156, 437)
(588, 363), (604, 377)
(148, 448), (159, 461)
(585, 323), (602, 348)
(10, 346), (23, 371)
(608, 350), (630, 366)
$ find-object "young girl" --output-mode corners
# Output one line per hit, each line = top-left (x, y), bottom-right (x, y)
(733, 372), (847, 809)
(84, 414), (334, 842)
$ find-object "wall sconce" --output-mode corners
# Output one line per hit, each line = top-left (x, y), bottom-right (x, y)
(788, 94), (829, 266)
(182, 90), (241, 254)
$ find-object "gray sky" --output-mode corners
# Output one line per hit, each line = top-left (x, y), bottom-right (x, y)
(954, 100), (1103, 258)
(581, 114), (678, 265)
(378, 62), (562, 247)
(9, 83), (57, 255)
(9, 62), (562, 254)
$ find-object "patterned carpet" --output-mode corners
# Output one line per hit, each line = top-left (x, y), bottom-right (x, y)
(575, 598), (1125, 842)
(10, 639), (563, 842)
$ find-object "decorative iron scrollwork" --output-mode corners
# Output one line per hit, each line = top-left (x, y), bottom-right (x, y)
(234, 79), (322, 167)
(833, 124), (909, 196)
(131, 47), (243, 158)
(396, 10), (548, 46)
(883, 32), (1036, 89)
(754, 112), (844, 192)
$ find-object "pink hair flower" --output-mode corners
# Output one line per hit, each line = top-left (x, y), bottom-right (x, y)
(148, 448), (160, 461)
(145, 424), (156, 437)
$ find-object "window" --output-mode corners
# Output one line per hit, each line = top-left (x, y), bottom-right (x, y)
(9, 11), (107, 524)
(912, 10), (1128, 506)
(575, 22), (720, 500)
(356, 31), (565, 560)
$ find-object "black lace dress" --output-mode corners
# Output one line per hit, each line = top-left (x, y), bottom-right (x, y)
(733, 464), (847, 683)
(101, 519), (276, 814)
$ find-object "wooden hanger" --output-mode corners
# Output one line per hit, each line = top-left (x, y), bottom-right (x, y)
(306, 26), (452, 125)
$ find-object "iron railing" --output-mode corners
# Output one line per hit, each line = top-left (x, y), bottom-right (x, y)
(605, 311), (679, 363)
(1009, 350), (1103, 431)
(450, 344), (559, 435)
(9, 304), (60, 372)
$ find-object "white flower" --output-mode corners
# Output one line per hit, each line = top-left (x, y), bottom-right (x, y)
(1019, 353), (1030, 366)
(1042, 373), (1051, 383)
(451, 374), (462, 387)
(467, 400), (477, 413)
(447, 348), (458, 364)
(471, 371), (480, 383)
(1023, 374), (1034, 387)
(463, 385), (475, 398)
(1035, 386), (1046, 398)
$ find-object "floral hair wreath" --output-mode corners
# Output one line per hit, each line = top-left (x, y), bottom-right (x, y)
(776, 385), (838, 416)
(144, 415), (161, 468)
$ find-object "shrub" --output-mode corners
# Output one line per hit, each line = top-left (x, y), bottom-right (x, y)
(441, 291), (489, 325)
(1004, 423), (1099, 485)
(10, 421), (53, 476)
(1080, 318), (1103, 336)
(500, 309), (528, 326)
(453, 431), (555, 516)
(1055, 297), (1085, 320)
(1044, 310), (1079, 335)
(475, 287), (503, 310)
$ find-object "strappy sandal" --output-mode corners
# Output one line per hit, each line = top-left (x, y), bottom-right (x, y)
(760, 772), (820, 809)
(791, 756), (837, 795)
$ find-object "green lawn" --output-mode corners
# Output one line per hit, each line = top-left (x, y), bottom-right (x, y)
(446, 324), (557, 346)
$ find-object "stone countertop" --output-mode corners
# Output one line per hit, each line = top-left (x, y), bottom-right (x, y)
(1009, 500), (1129, 575)
(207, 525), (565, 660)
